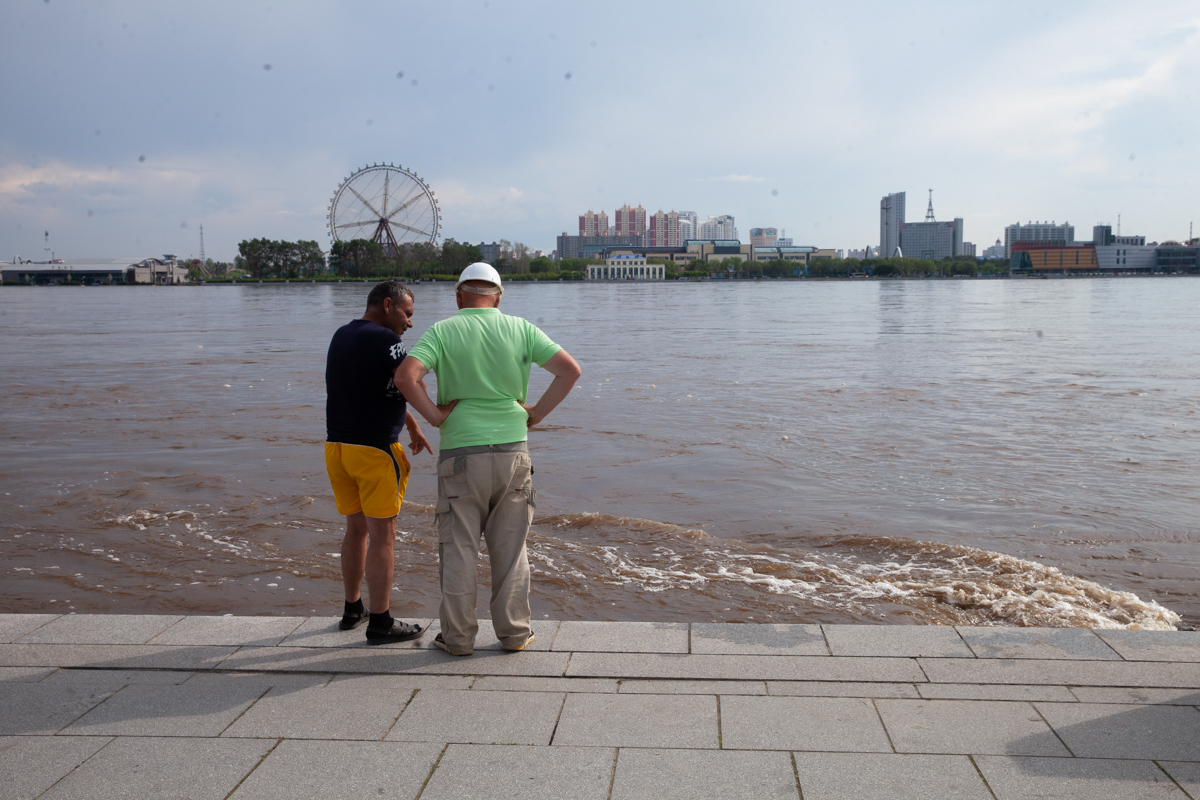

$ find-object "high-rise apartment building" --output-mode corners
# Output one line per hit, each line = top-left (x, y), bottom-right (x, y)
(900, 218), (964, 260)
(981, 240), (1005, 259)
(579, 210), (609, 237)
(678, 218), (694, 241)
(698, 215), (737, 240)
(1004, 221), (1074, 257)
(647, 210), (681, 247)
(750, 228), (778, 247)
(880, 192), (905, 258)
(614, 204), (647, 237)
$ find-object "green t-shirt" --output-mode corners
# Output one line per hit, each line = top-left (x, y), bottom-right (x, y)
(407, 307), (562, 450)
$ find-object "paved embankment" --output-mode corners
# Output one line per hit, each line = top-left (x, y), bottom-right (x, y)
(3, 614), (1200, 798)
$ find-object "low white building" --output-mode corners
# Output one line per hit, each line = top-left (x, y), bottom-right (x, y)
(587, 254), (664, 281)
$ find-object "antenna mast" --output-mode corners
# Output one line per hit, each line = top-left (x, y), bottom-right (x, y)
(199, 224), (205, 262)
(925, 189), (935, 222)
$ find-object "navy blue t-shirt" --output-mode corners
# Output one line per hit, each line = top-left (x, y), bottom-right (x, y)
(325, 319), (408, 449)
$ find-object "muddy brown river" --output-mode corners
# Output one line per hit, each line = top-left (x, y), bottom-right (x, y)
(1, 278), (1197, 628)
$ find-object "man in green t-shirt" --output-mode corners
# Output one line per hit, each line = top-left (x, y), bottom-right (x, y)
(397, 263), (581, 656)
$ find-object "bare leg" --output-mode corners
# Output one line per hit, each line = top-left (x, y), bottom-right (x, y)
(340, 512), (369, 602)
(364, 515), (397, 614)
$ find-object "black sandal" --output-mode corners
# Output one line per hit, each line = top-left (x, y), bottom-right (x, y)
(365, 620), (424, 644)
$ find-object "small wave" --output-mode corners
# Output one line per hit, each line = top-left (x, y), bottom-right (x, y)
(528, 514), (1180, 630)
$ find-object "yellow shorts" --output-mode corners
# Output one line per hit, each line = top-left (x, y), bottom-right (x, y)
(324, 442), (411, 518)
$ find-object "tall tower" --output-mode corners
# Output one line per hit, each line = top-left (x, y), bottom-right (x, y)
(925, 189), (936, 222)
(880, 192), (905, 258)
(199, 224), (205, 262)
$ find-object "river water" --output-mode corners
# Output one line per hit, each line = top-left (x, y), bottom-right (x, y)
(2, 278), (1197, 628)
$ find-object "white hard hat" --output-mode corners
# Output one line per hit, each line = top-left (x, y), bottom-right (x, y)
(457, 262), (503, 290)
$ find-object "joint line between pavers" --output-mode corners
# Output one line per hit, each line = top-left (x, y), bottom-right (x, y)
(687, 623), (692, 655)
(716, 694), (723, 749)
(1153, 760), (1196, 799)
(870, 698), (897, 754)
(951, 627), (979, 659)
(818, 625), (832, 657)
(54, 685), (124, 734)
(412, 742), (450, 800)
(1066, 686), (1083, 702)
(152, 615), (188, 644)
(8, 615), (61, 643)
(547, 690), (570, 746)
(1093, 632), (1127, 661)
(1030, 701), (1075, 757)
(381, 688), (420, 740)
(967, 754), (1000, 800)
(36, 735), (115, 797)
(217, 685), (275, 737)
(606, 748), (620, 800)
(222, 736), (283, 800)
(914, 657), (931, 684)
(561, 650), (573, 678)
(790, 751), (804, 800)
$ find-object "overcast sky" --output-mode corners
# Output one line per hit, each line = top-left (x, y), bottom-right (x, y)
(2, 0), (1199, 261)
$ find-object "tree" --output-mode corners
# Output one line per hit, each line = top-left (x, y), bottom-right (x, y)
(237, 238), (326, 279)
(441, 239), (483, 272)
(528, 255), (555, 273)
(329, 239), (385, 277)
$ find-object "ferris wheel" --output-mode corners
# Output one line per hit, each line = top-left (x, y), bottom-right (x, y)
(328, 163), (441, 255)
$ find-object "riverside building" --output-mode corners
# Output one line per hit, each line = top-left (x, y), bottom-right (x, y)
(586, 253), (665, 281)
(578, 210), (609, 237)
(879, 192), (905, 258)
(750, 228), (778, 247)
(1004, 221), (1075, 257)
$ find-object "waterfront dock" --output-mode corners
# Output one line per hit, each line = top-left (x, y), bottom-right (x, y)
(3, 614), (1200, 798)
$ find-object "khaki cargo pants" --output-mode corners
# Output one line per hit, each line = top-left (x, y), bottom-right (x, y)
(435, 441), (535, 655)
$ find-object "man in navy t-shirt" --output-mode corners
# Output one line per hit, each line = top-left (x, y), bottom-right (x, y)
(325, 280), (431, 644)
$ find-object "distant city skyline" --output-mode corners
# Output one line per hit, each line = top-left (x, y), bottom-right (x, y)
(2, 1), (1198, 260)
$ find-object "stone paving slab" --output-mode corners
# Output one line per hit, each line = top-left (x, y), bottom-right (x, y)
(720, 695), (892, 752)
(823, 625), (973, 658)
(611, 748), (798, 800)
(228, 739), (443, 800)
(472, 676), (618, 693)
(1035, 701), (1200, 760)
(419, 617), (561, 652)
(792, 752), (994, 800)
(767, 681), (919, 699)
(552, 693), (718, 748)
(328, 672), (474, 691)
(1097, 630), (1200, 662)
(36, 736), (274, 800)
(1159, 762), (1200, 798)
(974, 755), (1187, 799)
(618, 679), (767, 695)
(182, 670), (332, 692)
(422, 744), (615, 800)
(62, 682), (267, 737)
(0, 683), (115, 735)
(1068, 686), (1200, 705)
(15, 614), (184, 645)
(918, 656), (1200, 688)
(0, 614), (60, 643)
(216, 644), (571, 676)
(0, 666), (56, 682)
(690, 623), (827, 656)
(223, 682), (413, 740)
(277, 616), (436, 649)
(957, 626), (1121, 660)
(916, 682), (1077, 702)
(552, 621), (689, 653)
(0, 735), (112, 800)
(148, 615), (305, 647)
(875, 699), (1071, 756)
(388, 688), (565, 745)
(567, 652), (926, 682)
(38, 668), (195, 689)
(0, 643), (238, 671)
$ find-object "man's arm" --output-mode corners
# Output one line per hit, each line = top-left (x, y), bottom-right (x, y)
(395, 357), (457, 427)
(404, 408), (432, 455)
(522, 349), (581, 427)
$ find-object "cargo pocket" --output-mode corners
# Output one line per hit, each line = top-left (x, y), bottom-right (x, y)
(436, 457), (467, 544)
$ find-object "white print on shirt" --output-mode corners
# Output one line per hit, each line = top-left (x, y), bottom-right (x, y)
(389, 342), (406, 360)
